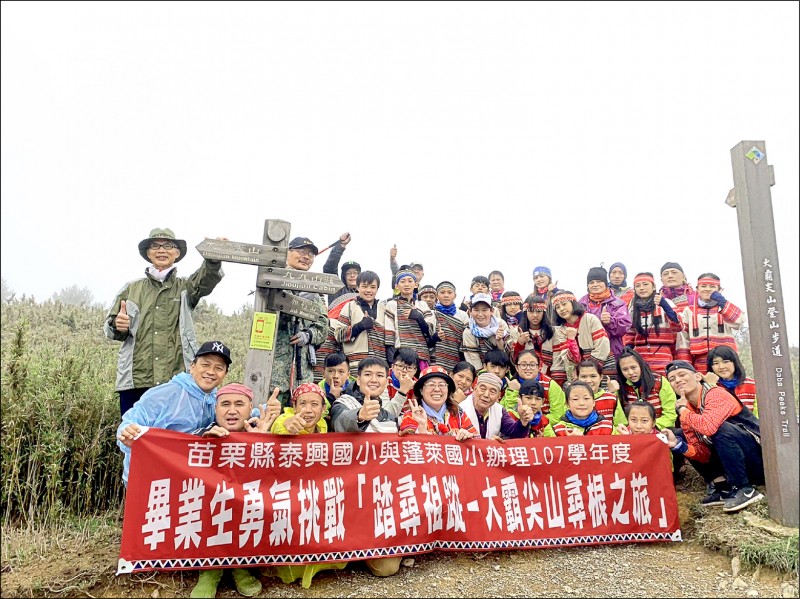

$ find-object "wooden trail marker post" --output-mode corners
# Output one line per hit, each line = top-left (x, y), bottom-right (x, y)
(728, 140), (799, 527)
(196, 219), (343, 402)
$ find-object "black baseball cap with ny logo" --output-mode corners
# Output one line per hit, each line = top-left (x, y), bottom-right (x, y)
(194, 340), (232, 365)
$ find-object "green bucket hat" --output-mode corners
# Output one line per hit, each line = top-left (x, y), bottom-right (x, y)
(138, 227), (187, 263)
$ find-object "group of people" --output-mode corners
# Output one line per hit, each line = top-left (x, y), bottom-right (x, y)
(107, 227), (765, 598)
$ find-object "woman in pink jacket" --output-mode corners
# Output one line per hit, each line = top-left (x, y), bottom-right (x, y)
(579, 266), (632, 363)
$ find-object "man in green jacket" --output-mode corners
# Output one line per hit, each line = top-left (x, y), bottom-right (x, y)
(105, 227), (224, 416)
(271, 236), (330, 407)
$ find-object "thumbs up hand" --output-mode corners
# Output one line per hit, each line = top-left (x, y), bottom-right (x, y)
(389, 244), (397, 259)
(115, 300), (131, 332)
(359, 396), (381, 423)
(600, 304), (611, 325)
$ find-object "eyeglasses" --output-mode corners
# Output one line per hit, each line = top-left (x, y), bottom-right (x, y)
(517, 362), (539, 369)
(149, 242), (177, 250)
(394, 364), (415, 372)
(424, 382), (448, 389)
(290, 248), (315, 257)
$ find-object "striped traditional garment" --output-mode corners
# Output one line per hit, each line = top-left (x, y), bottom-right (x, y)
(469, 336), (503, 368)
(623, 303), (684, 376)
(552, 416), (613, 436)
(536, 333), (554, 375)
(660, 284), (696, 312)
(676, 300), (744, 374)
(313, 328), (342, 383)
(717, 377), (758, 416)
(619, 378), (667, 419)
(334, 300), (388, 376)
(551, 315), (614, 385)
(432, 309), (468, 372)
(612, 287), (635, 306)
(593, 390), (618, 420)
(385, 298), (434, 363)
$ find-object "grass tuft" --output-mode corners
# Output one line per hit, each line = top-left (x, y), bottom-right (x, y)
(740, 535), (799, 577)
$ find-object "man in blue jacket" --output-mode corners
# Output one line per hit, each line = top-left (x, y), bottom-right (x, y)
(116, 340), (232, 486)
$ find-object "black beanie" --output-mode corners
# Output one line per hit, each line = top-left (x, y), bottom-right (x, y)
(660, 261), (684, 275)
(586, 266), (608, 286)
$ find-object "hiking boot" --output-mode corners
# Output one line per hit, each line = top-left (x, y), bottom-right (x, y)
(723, 485), (764, 513)
(190, 569), (223, 599)
(700, 481), (732, 507)
(231, 568), (262, 597)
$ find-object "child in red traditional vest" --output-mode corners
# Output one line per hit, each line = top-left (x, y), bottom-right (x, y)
(552, 381), (613, 436)
(707, 346), (759, 417)
(576, 359), (618, 421)
(675, 273), (744, 374)
(623, 272), (683, 377)
(610, 348), (677, 431)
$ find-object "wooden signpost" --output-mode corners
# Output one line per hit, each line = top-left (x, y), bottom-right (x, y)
(257, 268), (344, 294)
(194, 238), (287, 267)
(728, 140), (799, 527)
(196, 219), (343, 403)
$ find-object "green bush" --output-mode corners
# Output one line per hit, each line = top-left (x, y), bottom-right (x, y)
(0, 298), (250, 526)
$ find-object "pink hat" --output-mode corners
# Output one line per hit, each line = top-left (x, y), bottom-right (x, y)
(216, 383), (254, 401)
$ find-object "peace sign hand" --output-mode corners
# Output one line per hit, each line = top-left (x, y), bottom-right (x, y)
(408, 396), (428, 432)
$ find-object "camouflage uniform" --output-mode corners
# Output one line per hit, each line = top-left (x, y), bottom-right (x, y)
(270, 291), (330, 407)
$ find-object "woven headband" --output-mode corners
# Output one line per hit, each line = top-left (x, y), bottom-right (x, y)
(697, 277), (720, 287)
(501, 295), (523, 306)
(633, 274), (655, 285)
(525, 302), (547, 311)
(552, 293), (575, 305)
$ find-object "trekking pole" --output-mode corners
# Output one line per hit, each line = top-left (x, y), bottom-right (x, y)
(315, 239), (341, 256)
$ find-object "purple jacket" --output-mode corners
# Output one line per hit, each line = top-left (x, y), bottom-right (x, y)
(578, 294), (632, 358)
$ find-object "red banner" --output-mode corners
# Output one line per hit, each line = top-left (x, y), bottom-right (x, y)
(118, 429), (681, 574)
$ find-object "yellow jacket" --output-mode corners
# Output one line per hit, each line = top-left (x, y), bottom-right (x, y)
(271, 407), (328, 435)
